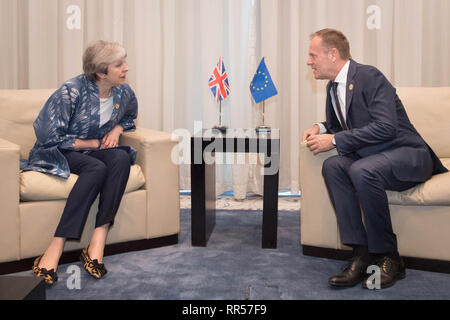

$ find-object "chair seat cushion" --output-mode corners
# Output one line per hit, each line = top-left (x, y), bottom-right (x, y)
(387, 158), (450, 206)
(20, 164), (146, 201)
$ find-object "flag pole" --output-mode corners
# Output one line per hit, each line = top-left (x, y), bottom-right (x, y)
(256, 99), (271, 134)
(262, 100), (265, 126)
(213, 99), (227, 133)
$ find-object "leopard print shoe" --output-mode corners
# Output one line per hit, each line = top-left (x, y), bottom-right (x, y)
(32, 256), (58, 285)
(80, 247), (107, 279)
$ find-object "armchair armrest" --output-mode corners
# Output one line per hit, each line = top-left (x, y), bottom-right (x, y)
(299, 142), (340, 249)
(120, 128), (180, 238)
(0, 138), (21, 262)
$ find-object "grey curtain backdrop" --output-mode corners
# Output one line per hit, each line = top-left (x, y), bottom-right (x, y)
(1, 0), (449, 197)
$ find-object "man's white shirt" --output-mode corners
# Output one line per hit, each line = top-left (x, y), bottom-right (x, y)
(317, 60), (350, 134)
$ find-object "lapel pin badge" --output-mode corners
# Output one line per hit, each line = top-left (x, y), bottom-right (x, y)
(349, 84), (354, 91)
(115, 104), (119, 109)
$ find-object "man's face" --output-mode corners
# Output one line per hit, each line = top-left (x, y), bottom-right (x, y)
(307, 36), (335, 80)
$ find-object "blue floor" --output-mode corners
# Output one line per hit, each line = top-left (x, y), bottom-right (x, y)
(13, 209), (450, 300)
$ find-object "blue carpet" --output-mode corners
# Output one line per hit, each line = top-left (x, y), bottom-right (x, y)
(14, 209), (450, 299)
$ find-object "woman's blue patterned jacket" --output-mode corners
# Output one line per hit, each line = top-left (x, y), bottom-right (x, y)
(21, 74), (138, 178)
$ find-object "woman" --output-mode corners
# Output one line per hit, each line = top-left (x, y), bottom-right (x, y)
(23, 40), (138, 284)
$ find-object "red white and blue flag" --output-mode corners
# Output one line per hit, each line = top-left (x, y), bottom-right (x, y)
(208, 56), (230, 103)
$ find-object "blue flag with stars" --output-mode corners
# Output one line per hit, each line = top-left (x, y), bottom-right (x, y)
(250, 58), (278, 103)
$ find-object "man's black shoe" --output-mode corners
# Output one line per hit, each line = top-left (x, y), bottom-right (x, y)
(328, 255), (371, 287)
(362, 255), (406, 289)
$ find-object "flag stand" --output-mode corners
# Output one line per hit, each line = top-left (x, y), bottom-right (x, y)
(256, 100), (271, 134)
(213, 100), (228, 133)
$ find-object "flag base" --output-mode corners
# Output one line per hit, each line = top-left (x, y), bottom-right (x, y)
(212, 125), (228, 134)
(256, 126), (271, 134)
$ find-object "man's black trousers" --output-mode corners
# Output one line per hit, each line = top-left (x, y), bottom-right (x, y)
(321, 153), (428, 254)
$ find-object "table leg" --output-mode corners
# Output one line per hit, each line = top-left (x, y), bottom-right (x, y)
(191, 161), (216, 246)
(262, 153), (279, 248)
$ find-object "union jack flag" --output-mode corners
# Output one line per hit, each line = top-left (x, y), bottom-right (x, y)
(208, 56), (230, 103)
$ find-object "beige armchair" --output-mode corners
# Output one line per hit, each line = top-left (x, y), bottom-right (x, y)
(0, 89), (180, 274)
(299, 87), (450, 273)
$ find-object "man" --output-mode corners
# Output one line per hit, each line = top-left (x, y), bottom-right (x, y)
(303, 28), (447, 289)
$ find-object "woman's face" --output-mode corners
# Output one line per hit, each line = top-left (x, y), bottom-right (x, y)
(105, 57), (129, 86)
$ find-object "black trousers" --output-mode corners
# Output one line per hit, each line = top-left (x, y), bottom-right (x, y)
(54, 148), (131, 240)
(321, 153), (422, 254)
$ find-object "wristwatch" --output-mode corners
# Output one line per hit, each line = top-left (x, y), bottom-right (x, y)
(332, 136), (336, 146)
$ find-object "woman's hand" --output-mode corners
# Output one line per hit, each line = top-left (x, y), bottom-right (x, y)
(74, 139), (101, 150)
(100, 125), (123, 149)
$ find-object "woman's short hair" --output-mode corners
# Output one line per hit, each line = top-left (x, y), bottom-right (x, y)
(82, 40), (127, 81)
(310, 28), (351, 60)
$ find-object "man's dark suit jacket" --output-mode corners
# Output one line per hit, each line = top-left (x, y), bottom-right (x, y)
(322, 59), (447, 182)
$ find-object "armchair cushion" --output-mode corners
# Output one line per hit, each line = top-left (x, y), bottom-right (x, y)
(20, 164), (145, 201)
(387, 158), (450, 206)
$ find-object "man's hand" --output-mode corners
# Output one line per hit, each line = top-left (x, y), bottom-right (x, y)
(306, 134), (335, 155)
(101, 125), (123, 149)
(302, 124), (320, 142)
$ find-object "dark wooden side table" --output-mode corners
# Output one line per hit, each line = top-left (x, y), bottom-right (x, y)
(191, 129), (280, 248)
(0, 275), (46, 300)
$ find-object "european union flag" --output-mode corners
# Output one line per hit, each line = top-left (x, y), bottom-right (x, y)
(250, 58), (278, 104)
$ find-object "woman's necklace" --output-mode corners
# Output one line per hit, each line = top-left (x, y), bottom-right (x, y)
(100, 88), (112, 99)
